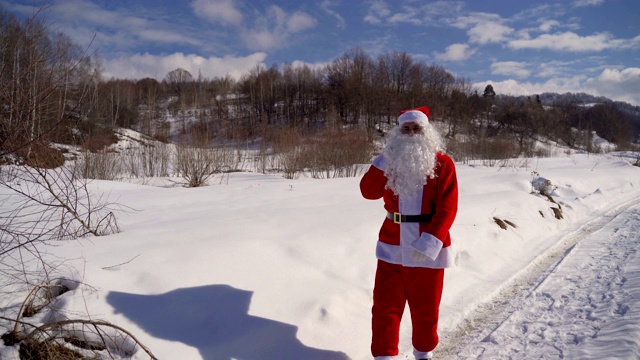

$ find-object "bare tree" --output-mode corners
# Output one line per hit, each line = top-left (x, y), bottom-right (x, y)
(325, 48), (374, 125)
(0, 5), (101, 163)
(0, 7), (126, 357)
(420, 64), (455, 119)
(163, 67), (193, 101)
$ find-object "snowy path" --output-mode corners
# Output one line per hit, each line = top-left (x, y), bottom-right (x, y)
(437, 201), (640, 360)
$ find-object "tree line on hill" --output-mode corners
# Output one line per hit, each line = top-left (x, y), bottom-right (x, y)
(2, 5), (639, 169)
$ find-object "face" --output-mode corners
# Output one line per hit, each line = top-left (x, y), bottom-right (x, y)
(401, 121), (423, 135)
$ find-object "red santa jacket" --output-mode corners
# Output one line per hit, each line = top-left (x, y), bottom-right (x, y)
(360, 152), (458, 268)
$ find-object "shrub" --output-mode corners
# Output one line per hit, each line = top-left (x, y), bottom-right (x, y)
(24, 145), (66, 169)
(77, 151), (121, 180)
(175, 145), (239, 187)
(272, 127), (305, 179)
(302, 127), (372, 178)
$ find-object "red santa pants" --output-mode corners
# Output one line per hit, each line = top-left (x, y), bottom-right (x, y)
(371, 259), (444, 357)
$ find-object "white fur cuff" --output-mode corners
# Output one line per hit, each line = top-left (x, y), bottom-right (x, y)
(410, 233), (443, 261)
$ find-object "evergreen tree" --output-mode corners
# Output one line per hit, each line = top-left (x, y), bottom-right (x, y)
(483, 84), (496, 98)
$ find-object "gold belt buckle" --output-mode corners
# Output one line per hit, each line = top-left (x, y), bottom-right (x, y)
(393, 212), (402, 224)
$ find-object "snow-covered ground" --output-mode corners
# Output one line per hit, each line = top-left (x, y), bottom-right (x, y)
(1, 151), (640, 360)
(440, 199), (640, 359)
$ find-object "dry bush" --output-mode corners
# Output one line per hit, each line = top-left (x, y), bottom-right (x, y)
(76, 150), (121, 180)
(13, 319), (158, 359)
(175, 145), (239, 187)
(18, 282), (72, 319)
(1, 164), (120, 239)
(252, 126), (278, 174)
(18, 340), (85, 359)
(302, 127), (373, 179)
(266, 126), (373, 179)
(272, 127), (305, 179)
(122, 149), (141, 179)
(144, 144), (172, 178)
(2, 283), (157, 359)
(252, 145), (278, 175)
(480, 137), (519, 165)
(0, 163), (121, 298)
(22, 143), (66, 169)
(448, 134), (520, 166)
(122, 144), (173, 178)
(0, 168), (143, 358)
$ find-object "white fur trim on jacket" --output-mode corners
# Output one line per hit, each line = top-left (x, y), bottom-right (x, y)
(376, 239), (454, 268)
(371, 154), (387, 171)
(411, 232), (443, 261)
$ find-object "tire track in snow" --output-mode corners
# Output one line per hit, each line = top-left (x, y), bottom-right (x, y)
(435, 197), (640, 359)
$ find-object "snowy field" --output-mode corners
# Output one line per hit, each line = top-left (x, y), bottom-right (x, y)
(1, 150), (640, 359)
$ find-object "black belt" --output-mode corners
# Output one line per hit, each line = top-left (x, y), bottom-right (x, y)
(387, 212), (433, 224)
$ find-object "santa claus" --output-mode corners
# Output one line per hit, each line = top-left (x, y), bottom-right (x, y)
(360, 106), (458, 360)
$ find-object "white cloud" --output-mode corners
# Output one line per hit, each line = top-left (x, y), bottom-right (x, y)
(537, 60), (578, 78)
(538, 20), (560, 32)
(5, 0), (204, 52)
(585, 68), (640, 106)
(434, 43), (476, 62)
(49, 0), (119, 25)
(361, 34), (394, 56)
(101, 52), (268, 81)
(242, 30), (280, 51)
(320, 0), (346, 29)
(491, 61), (532, 78)
(508, 32), (635, 52)
(388, 11), (422, 26)
(453, 13), (514, 44)
(426, 1), (466, 17)
(573, 0), (604, 7)
(473, 67), (640, 106)
(135, 29), (202, 47)
(473, 77), (584, 98)
(0, 1), (34, 15)
(241, 6), (317, 51)
(190, 0), (243, 26)
(364, 0), (465, 26)
(286, 11), (317, 32)
(364, 0), (391, 25)
(469, 21), (513, 44)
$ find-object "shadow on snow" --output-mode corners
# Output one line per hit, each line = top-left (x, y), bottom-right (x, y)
(107, 284), (350, 360)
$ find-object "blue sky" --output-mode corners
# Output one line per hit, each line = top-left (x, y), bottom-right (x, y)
(3, 0), (640, 105)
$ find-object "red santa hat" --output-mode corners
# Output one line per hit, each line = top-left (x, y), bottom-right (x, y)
(398, 106), (430, 126)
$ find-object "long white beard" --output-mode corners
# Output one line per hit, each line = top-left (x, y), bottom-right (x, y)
(383, 124), (444, 198)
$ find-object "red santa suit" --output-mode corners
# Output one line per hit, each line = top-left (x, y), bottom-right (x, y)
(360, 112), (458, 359)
